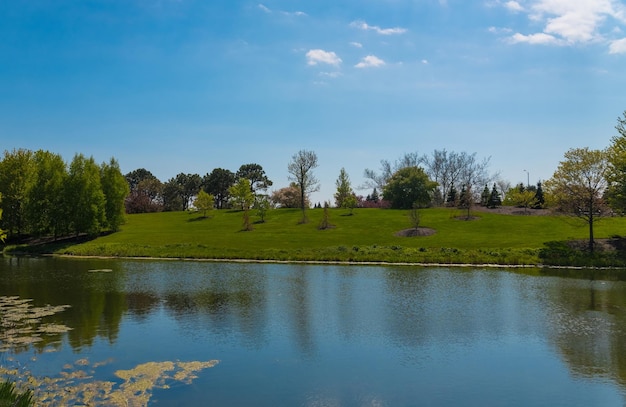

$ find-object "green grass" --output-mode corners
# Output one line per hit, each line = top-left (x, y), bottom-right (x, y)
(10, 207), (626, 266)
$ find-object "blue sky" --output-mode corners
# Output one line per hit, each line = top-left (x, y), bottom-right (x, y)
(1, 0), (625, 203)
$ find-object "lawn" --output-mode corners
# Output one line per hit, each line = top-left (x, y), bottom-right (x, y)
(28, 207), (626, 266)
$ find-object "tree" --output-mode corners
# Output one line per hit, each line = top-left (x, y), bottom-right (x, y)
(487, 183), (502, 208)
(204, 168), (235, 209)
(343, 194), (358, 215)
(125, 169), (163, 213)
(446, 183), (458, 206)
(287, 150), (319, 223)
(334, 168), (353, 208)
(606, 111), (626, 213)
(318, 201), (332, 230)
(363, 152), (421, 191)
(270, 183), (306, 208)
(193, 190), (214, 218)
(421, 149), (494, 206)
(0, 149), (34, 236)
(481, 184), (490, 206)
(24, 150), (68, 237)
(0, 193), (6, 242)
(254, 195), (271, 223)
(126, 178), (164, 213)
(545, 147), (609, 252)
(162, 178), (184, 212)
(533, 182), (545, 209)
(175, 173), (202, 211)
(382, 166), (437, 209)
(236, 164), (273, 194)
(229, 178), (255, 211)
(125, 168), (157, 192)
(66, 154), (106, 236)
(505, 187), (536, 214)
(459, 184), (473, 219)
(100, 158), (129, 231)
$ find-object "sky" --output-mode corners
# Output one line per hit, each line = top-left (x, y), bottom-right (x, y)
(1, 0), (625, 204)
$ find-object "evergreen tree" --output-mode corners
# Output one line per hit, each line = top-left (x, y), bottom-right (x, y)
(533, 182), (545, 209)
(370, 188), (380, 203)
(487, 183), (502, 208)
(481, 184), (490, 206)
(446, 183), (458, 206)
(334, 167), (353, 208)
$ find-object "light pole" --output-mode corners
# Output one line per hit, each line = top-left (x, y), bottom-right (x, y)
(523, 169), (529, 188)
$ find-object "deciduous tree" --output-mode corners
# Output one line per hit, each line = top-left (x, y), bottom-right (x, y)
(229, 178), (255, 211)
(24, 150), (68, 237)
(607, 111), (626, 213)
(66, 154), (106, 236)
(193, 190), (214, 218)
(382, 166), (437, 209)
(287, 150), (319, 223)
(0, 149), (34, 236)
(100, 158), (129, 231)
(545, 147), (609, 252)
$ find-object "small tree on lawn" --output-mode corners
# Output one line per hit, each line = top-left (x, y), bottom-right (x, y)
(533, 182), (545, 209)
(459, 184), (472, 219)
(487, 183), (502, 208)
(480, 184), (490, 206)
(446, 183), (458, 207)
(229, 178), (255, 211)
(318, 201), (332, 230)
(193, 190), (214, 218)
(409, 203), (421, 230)
(255, 195), (270, 223)
(342, 194), (358, 215)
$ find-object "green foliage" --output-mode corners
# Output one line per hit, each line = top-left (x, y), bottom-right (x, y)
(254, 195), (271, 222)
(203, 168), (235, 209)
(487, 183), (502, 208)
(66, 154), (106, 236)
(607, 110), (626, 213)
(193, 190), (215, 217)
(318, 202), (333, 230)
(342, 194), (358, 215)
(24, 150), (67, 237)
(0, 149), (34, 236)
(382, 166), (437, 209)
(545, 147), (609, 252)
(100, 158), (129, 231)
(0, 380), (34, 407)
(236, 163), (272, 193)
(334, 168), (353, 208)
(538, 240), (626, 267)
(228, 178), (254, 210)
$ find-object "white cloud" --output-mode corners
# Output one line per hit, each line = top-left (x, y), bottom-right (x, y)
(306, 49), (342, 66)
(609, 37), (626, 53)
(505, 1), (524, 12)
(497, 0), (626, 52)
(319, 71), (342, 78)
(258, 3), (306, 17)
(421, 59), (429, 64)
(508, 32), (563, 45)
(350, 41), (363, 48)
(355, 55), (386, 68)
(350, 20), (407, 35)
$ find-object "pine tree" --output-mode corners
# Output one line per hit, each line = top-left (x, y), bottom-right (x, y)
(481, 184), (490, 206)
(446, 183), (458, 206)
(488, 183), (502, 208)
(533, 182), (545, 209)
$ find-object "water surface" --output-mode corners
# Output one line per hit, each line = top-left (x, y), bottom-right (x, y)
(1, 257), (625, 406)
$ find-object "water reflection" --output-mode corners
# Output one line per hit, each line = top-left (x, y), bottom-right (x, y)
(1, 257), (626, 405)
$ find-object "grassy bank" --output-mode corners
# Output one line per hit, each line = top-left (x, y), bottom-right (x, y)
(6, 207), (626, 266)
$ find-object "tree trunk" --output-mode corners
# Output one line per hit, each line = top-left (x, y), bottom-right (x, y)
(588, 198), (594, 253)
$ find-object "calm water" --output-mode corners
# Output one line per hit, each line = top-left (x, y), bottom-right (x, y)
(1, 257), (626, 406)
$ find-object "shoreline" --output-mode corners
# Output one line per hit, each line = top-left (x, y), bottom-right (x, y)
(31, 253), (626, 271)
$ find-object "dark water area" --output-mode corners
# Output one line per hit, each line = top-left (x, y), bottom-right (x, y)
(1, 257), (626, 406)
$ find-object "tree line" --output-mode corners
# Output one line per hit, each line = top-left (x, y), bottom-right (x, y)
(0, 149), (128, 239)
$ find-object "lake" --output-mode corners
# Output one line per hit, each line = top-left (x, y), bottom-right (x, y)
(1, 257), (626, 406)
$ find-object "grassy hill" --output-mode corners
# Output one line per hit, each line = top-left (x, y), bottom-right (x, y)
(13, 207), (626, 266)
